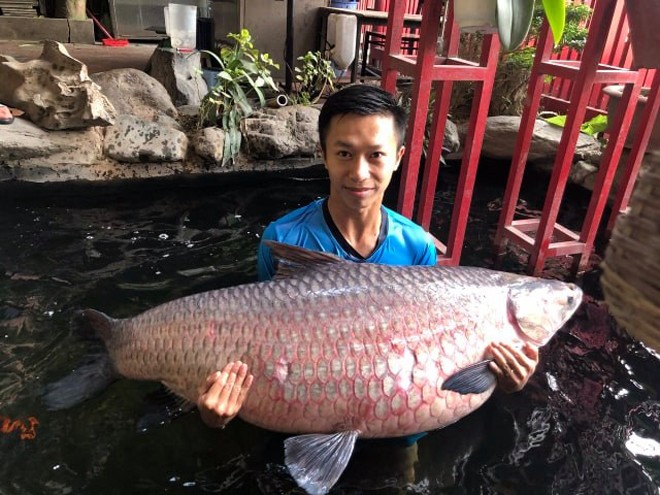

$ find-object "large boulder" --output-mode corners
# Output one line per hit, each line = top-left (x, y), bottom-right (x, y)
(90, 68), (179, 128)
(0, 117), (103, 163)
(242, 105), (320, 159)
(103, 115), (188, 163)
(192, 127), (225, 164)
(147, 48), (208, 107)
(0, 40), (115, 130)
(472, 116), (602, 162)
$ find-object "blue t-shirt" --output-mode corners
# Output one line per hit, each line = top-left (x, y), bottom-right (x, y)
(257, 198), (436, 280)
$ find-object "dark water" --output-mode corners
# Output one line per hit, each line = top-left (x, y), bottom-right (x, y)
(0, 164), (658, 495)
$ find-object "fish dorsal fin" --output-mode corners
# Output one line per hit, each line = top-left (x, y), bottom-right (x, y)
(284, 430), (359, 495)
(264, 241), (346, 279)
(441, 360), (497, 394)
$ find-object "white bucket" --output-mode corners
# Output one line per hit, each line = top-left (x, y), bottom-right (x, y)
(327, 13), (357, 70)
(168, 3), (197, 50)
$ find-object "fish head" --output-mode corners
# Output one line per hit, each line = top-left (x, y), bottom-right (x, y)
(507, 279), (583, 346)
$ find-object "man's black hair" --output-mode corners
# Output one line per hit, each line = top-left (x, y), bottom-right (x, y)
(318, 85), (408, 153)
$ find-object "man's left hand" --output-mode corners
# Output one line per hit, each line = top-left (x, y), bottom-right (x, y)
(488, 342), (539, 393)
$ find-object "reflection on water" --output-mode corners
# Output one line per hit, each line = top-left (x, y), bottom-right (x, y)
(0, 167), (658, 494)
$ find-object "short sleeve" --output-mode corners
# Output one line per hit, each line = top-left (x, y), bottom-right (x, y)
(257, 223), (279, 281)
(417, 239), (437, 266)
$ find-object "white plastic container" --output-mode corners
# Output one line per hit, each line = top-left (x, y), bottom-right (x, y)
(327, 13), (357, 70)
(163, 6), (170, 36)
(168, 3), (197, 50)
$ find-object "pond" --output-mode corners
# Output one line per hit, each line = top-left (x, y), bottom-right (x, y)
(0, 164), (658, 494)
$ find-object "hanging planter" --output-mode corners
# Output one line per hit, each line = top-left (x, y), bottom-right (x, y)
(624, 0), (660, 69)
(453, 0), (566, 51)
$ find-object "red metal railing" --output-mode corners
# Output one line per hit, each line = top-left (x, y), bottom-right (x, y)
(360, 0), (654, 116)
(540, 0), (654, 116)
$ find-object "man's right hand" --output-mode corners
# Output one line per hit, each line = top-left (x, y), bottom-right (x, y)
(197, 361), (254, 429)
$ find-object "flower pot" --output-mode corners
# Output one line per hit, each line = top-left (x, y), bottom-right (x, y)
(624, 0), (660, 68)
(603, 85), (659, 154)
(453, 0), (497, 33)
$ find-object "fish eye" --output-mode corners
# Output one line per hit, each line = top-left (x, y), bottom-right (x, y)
(567, 296), (574, 305)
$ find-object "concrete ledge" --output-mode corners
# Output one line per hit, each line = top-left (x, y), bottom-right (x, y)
(0, 153), (324, 184)
(0, 17), (94, 44)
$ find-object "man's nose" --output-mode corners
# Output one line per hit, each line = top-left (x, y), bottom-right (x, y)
(349, 156), (370, 181)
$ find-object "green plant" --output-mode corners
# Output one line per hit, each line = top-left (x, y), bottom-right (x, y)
(450, 3), (589, 117)
(497, 0), (566, 51)
(199, 29), (279, 165)
(292, 51), (336, 105)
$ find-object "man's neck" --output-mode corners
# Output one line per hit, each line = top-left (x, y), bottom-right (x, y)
(326, 197), (383, 258)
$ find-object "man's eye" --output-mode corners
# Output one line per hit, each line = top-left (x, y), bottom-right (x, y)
(371, 152), (385, 159)
(337, 150), (351, 158)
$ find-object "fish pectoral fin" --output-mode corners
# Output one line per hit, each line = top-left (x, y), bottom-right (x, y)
(136, 385), (195, 433)
(284, 430), (359, 495)
(441, 360), (497, 394)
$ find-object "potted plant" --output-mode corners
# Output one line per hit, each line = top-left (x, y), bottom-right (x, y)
(199, 29), (280, 165)
(454, 0), (566, 51)
(291, 50), (336, 105)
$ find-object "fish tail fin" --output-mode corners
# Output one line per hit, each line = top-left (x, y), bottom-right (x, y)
(42, 309), (119, 411)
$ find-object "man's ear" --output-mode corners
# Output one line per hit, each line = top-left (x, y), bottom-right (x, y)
(395, 146), (406, 170)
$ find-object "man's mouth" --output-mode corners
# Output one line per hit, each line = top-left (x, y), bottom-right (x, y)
(345, 186), (374, 194)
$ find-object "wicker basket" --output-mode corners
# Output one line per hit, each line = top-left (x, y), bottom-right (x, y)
(601, 155), (660, 352)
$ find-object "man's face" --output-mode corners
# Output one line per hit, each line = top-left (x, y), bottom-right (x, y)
(323, 113), (405, 214)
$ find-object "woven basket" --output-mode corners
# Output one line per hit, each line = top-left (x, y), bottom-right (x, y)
(601, 155), (660, 352)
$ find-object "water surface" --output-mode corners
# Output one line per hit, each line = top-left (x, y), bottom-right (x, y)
(0, 166), (658, 494)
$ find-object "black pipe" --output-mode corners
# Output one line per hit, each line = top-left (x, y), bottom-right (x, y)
(285, 0), (294, 93)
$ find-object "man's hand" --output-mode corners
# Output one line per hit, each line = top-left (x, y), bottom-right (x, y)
(197, 361), (254, 429)
(488, 342), (539, 393)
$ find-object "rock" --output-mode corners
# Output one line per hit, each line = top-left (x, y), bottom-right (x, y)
(0, 117), (103, 163)
(0, 40), (116, 130)
(192, 127), (225, 164)
(443, 119), (461, 154)
(176, 104), (201, 133)
(90, 68), (179, 128)
(147, 48), (208, 107)
(471, 116), (602, 162)
(242, 105), (320, 159)
(103, 115), (188, 163)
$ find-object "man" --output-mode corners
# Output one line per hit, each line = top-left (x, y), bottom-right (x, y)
(197, 85), (539, 429)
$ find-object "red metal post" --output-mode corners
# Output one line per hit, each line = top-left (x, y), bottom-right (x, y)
(381, 0), (407, 93)
(393, 0), (444, 219)
(441, 33), (500, 264)
(494, 0), (643, 276)
(572, 76), (643, 273)
(606, 70), (660, 234)
(380, 0), (501, 265)
(493, 21), (555, 259)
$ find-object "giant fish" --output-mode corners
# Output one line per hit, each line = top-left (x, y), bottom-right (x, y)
(44, 242), (583, 495)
